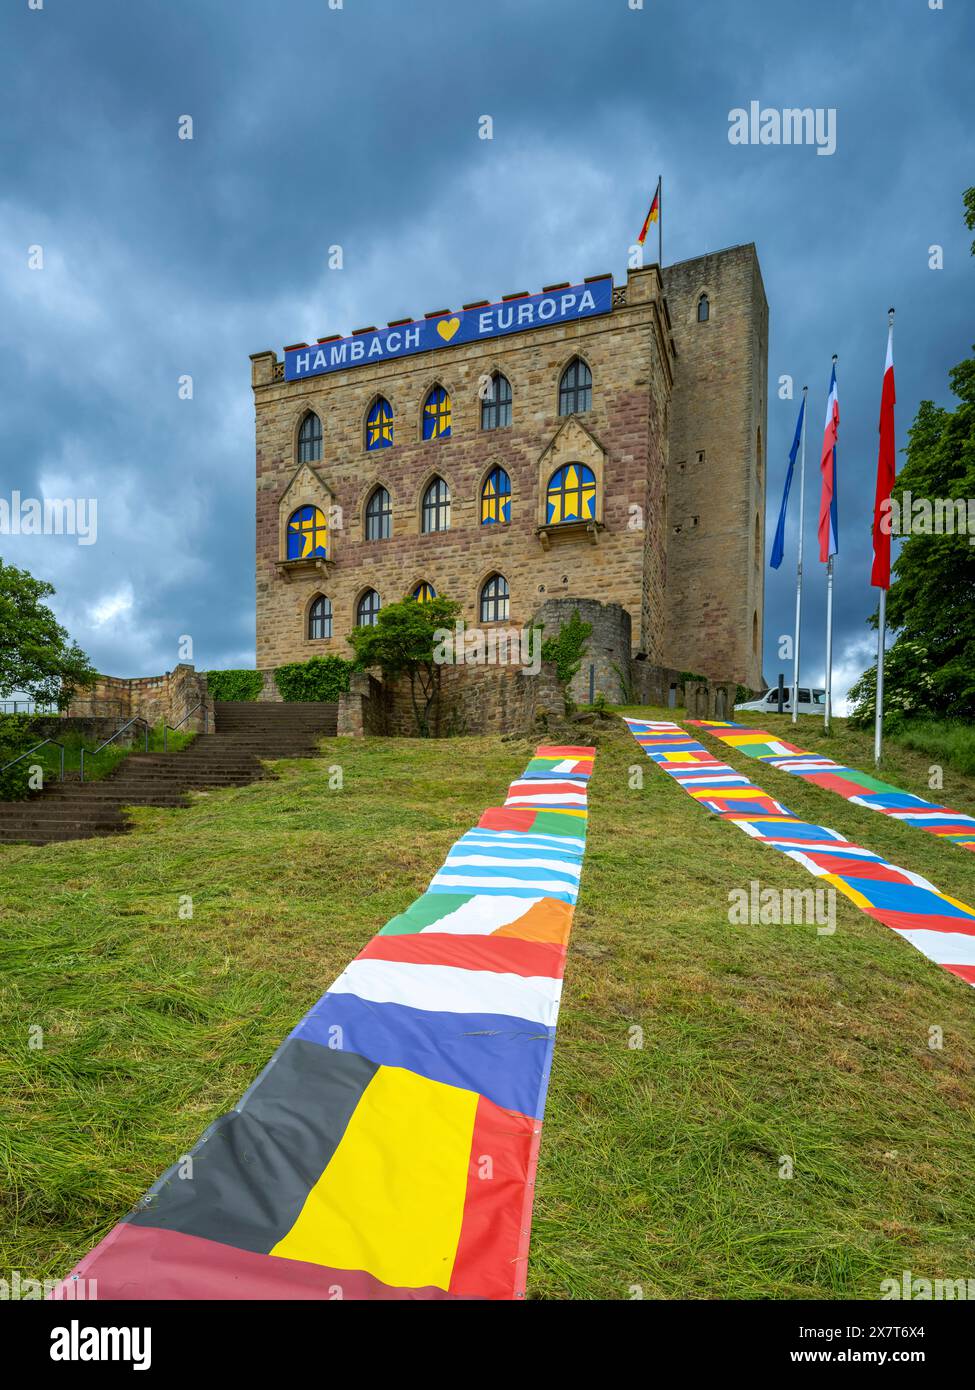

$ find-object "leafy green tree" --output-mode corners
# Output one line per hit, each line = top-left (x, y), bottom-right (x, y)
(0, 559), (95, 708)
(348, 595), (461, 736)
(851, 188), (975, 722)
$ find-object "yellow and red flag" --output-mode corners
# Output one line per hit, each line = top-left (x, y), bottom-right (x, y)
(637, 181), (660, 246)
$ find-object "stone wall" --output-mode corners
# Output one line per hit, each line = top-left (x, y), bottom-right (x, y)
(661, 246), (768, 689)
(683, 680), (739, 721)
(337, 672), (387, 736)
(63, 664), (213, 732)
(22, 716), (143, 747)
(337, 662), (564, 738)
(628, 658), (689, 708)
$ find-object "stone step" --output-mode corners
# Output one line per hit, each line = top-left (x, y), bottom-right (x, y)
(0, 701), (341, 844)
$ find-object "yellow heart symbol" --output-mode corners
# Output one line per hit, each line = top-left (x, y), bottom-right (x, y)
(436, 316), (461, 342)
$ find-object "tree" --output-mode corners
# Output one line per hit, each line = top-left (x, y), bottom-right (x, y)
(850, 188), (975, 723)
(348, 595), (461, 736)
(0, 559), (95, 708)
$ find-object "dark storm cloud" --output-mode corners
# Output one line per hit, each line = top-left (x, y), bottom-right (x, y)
(1, 0), (972, 702)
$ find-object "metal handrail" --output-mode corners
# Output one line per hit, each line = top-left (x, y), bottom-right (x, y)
(0, 738), (66, 784)
(0, 699), (59, 715)
(80, 717), (149, 782)
(163, 703), (208, 751)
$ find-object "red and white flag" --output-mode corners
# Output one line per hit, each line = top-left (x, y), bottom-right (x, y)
(817, 360), (840, 562)
(870, 322), (897, 588)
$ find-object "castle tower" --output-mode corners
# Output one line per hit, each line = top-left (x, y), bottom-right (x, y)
(661, 245), (768, 689)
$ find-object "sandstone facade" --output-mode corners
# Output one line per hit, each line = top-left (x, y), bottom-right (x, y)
(252, 248), (767, 689)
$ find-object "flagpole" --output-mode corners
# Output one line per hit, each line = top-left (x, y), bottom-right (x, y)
(875, 587), (887, 764)
(825, 555), (834, 733)
(824, 354), (837, 734)
(792, 385), (808, 725)
(658, 176), (663, 268)
(874, 309), (895, 766)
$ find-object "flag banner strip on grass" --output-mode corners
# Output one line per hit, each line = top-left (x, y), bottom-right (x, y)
(623, 719), (975, 989)
(690, 720), (975, 852)
(52, 745), (595, 1302)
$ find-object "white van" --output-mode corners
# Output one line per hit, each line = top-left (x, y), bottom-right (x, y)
(735, 687), (827, 716)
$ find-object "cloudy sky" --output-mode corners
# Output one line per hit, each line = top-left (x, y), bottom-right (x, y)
(1, 0), (972, 706)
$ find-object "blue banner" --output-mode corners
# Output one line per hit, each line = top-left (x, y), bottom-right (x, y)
(284, 278), (613, 382)
(770, 395), (805, 570)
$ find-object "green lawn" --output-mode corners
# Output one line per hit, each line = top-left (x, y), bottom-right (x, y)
(1, 712), (974, 1298)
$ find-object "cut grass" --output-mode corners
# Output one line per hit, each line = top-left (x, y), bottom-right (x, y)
(1, 713), (974, 1298)
(890, 717), (975, 779)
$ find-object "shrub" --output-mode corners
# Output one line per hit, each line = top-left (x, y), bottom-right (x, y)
(206, 669), (264, 702)
(540, 609), (592, 688)
(0, 714), (36, 801)
(847, 639), (939, 731)
(274, 655), (357, 703)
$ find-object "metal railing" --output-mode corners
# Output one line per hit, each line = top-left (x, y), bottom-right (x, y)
(79, 717), (149, 782)
(0, 738), (66, 785)
(0, 699), (59, 715)
(163, 703), (208, 751)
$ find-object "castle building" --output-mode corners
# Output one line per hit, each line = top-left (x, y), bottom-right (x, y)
(250, 245), (768, 689)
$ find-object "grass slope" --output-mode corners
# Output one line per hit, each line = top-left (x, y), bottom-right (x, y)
(1, 713), (974, 1298)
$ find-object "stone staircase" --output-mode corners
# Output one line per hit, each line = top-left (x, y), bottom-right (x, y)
(0, 701), (338, 846)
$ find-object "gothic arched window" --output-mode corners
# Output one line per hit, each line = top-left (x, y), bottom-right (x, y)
(480, 573), (509, 623)
(423, 385), (452, 440)
(481, 372), (512, 430)
(481, 467), (511, 525)
(366, 397), (393, 451)
(558, 358), (592, 416)
(357, 589), (381, 627)
(308, 595), (332, 640)
(365, 485), (392, 541)
(421, 476), (450, 533)
(412, 582), (436, 603)
(698, 293), (710, 322)
(297, 411), (323, 462)
(546, 464), (596, 525)
(287, 504), (328, 560)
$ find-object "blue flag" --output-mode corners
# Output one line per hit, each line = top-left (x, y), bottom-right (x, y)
(769, 395), (805, 569)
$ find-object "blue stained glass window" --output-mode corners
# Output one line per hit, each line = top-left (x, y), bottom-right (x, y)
(287, 504), (328, 559)
(423, 386), (452, 440)
(481, 467), (511, 525)
(366, 397), (394, 450)
(546, 464), (596, 525)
